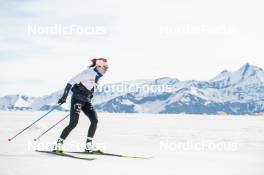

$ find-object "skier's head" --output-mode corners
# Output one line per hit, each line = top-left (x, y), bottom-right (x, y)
(90, 58), (108, 75)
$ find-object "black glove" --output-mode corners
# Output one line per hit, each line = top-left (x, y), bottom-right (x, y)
(58, 96), (67, 104)
(58, 83), (72, 104)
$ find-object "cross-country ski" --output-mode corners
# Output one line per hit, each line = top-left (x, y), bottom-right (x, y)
(66, 150), (152, 159)
(36, 150), (96, 161)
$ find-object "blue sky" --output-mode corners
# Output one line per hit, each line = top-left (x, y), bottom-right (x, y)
(1, 0), (264, 96)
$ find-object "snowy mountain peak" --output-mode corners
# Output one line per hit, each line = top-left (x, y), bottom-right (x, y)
(236, 63), (264, 83)
(212, 70), (231, 82)
(0, 94), (32, 110)
(211, 63), (264, 86)
(238, 63), (255, 77)
(154, 77), (179, 85)
(221, 70), (230, 74)
(14, 95), (31, 108)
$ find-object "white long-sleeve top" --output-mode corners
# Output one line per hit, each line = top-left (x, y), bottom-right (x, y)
(68, 68), (99, 92)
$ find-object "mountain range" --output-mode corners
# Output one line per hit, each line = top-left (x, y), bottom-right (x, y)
(1, 63), (264, 115)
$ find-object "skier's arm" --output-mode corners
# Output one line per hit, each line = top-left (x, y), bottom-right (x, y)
(58, 83), (72, 104)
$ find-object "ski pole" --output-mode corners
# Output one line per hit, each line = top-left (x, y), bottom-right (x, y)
(8, 104), (62, 142)
(34, 114), (70, 141)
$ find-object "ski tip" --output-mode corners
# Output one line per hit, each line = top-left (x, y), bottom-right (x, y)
(7, 138), (11, 142)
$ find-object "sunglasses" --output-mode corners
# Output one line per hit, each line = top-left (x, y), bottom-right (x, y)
(102, 65), (109, 71)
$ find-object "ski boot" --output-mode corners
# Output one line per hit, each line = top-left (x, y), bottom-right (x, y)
(53, 138), (64, 153)
(84, 140), (102, 153)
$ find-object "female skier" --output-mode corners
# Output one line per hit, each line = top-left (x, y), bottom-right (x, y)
(53, 58), (108, 153)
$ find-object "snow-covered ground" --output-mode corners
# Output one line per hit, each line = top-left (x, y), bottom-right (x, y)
(0, 111), (264, 175)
